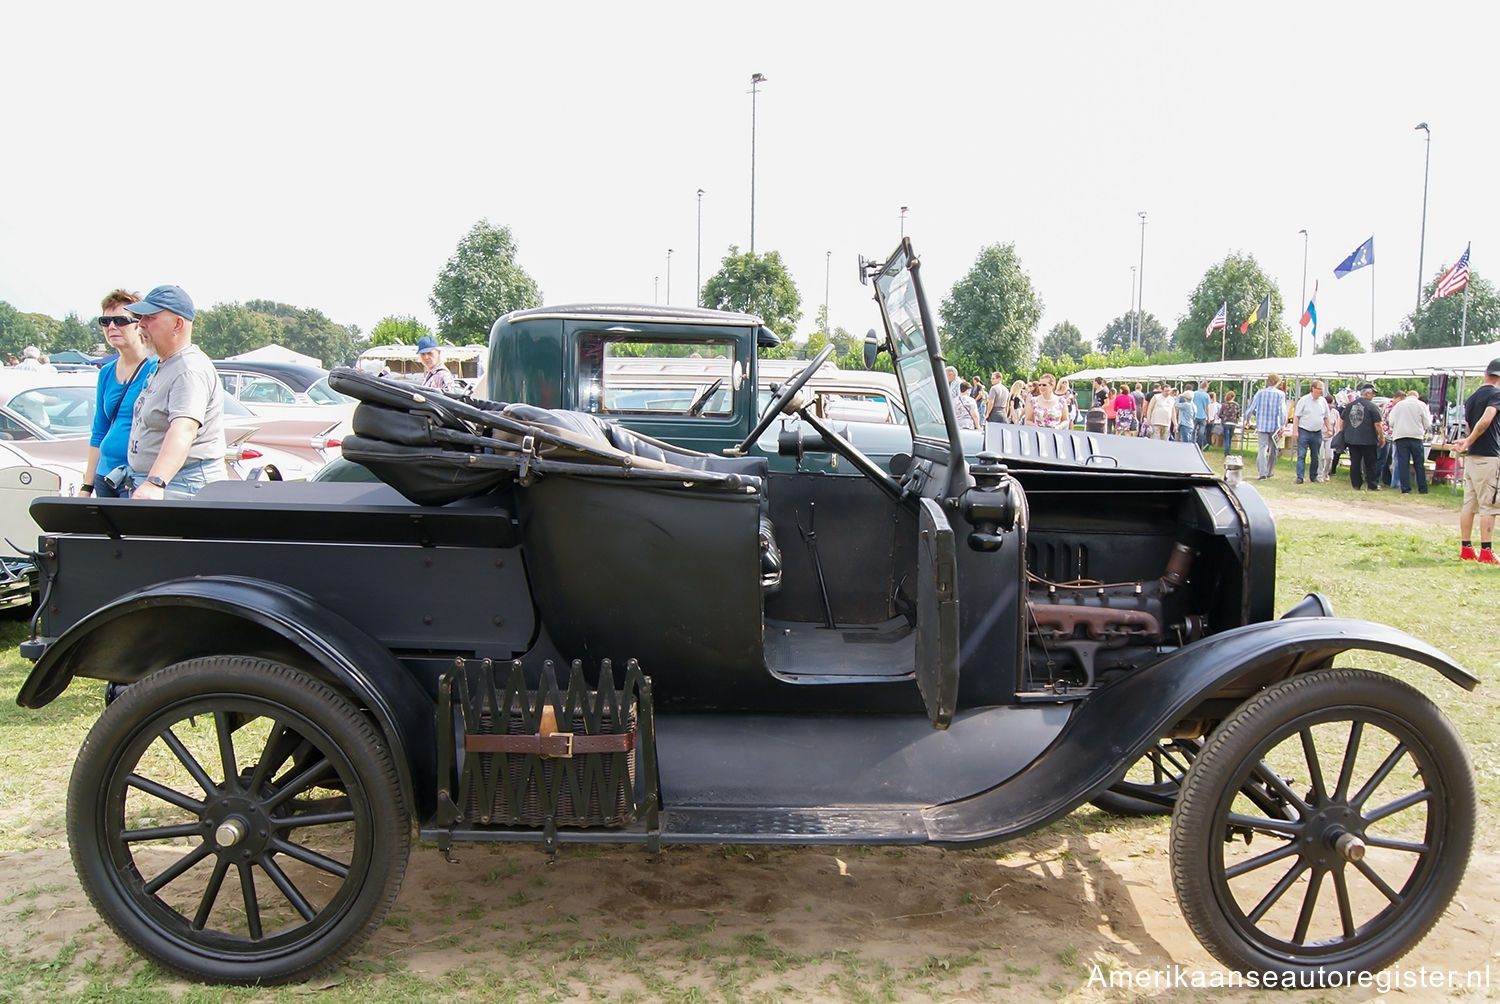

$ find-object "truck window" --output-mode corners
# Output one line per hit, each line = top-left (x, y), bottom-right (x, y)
(576, 335), (740, 417)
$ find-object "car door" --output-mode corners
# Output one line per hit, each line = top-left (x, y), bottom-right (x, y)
(916, 498), (959, 729)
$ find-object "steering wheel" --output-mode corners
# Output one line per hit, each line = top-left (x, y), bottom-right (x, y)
(686, 377), (723, 417)
(730, 344), (834, 455)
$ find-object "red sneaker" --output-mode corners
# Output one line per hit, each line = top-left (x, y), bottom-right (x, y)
(1460, 545), (1478, 561)
(1480, 549), (1499, 565)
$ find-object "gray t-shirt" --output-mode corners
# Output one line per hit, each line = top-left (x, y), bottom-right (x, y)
(128, 344), (226, 471)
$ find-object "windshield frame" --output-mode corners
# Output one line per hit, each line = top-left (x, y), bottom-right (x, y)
(872, 238), (964, 480)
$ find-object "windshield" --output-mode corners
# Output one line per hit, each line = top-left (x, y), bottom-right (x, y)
(309, 377), (354, 405)
(874, 243), (949, 444)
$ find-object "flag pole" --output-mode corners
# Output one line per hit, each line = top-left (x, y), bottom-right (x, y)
(1370, 263), (1376, 348)
(1460, 282), (1470, 346)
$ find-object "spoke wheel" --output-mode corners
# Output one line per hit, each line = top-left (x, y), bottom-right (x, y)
(1171, 669), (1473, 976)
(1092, 738), (1202, 816)
(67, 657), (410, 984)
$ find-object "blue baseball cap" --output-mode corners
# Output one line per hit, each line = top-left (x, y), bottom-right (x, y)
(416, 335), (439, 352)
(125, 285), (196, 321)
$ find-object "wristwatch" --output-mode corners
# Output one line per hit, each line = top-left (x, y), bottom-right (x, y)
(145, 475), (168, 489)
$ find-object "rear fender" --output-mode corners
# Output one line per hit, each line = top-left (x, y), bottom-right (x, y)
(924, 615), (1475, 845)
(18, 575), (435, 818)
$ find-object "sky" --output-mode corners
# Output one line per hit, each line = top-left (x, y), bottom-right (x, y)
(4, 2), (1498, 358)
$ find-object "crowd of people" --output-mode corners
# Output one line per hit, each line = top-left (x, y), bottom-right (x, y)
(947, 360), (1499, 566)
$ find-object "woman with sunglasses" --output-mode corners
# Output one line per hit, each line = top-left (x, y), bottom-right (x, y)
(80, 289), (158, 496)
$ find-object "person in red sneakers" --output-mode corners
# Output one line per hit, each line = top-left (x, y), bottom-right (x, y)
(1457, 359), (1500, 562)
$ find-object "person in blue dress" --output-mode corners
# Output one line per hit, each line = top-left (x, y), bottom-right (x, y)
(79, 289), (158, 497)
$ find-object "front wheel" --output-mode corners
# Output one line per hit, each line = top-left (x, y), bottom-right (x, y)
(1170, 668), (1474, 976)
(67, 657), (411, 984)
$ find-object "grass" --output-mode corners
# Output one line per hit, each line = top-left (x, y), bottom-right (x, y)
(0, 506), (1494, 1002)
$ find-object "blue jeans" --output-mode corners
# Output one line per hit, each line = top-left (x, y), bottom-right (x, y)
(1394, 438), (1428, 493)
(126, 458), (227, 499)
(1177, 422), (1194, 443)
(1194, 418), (1207, 447)
(1295, 428), (1323, 481)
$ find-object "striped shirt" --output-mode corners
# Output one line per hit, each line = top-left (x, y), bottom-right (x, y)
(1246, 386), (1287, 433)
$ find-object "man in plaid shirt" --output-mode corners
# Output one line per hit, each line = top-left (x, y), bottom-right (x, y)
(1245, 374), (1288, 480)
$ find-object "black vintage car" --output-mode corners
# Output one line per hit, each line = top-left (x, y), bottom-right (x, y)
(16, 240), (1476, 985)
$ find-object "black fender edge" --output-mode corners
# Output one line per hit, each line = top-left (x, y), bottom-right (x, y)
(924, 615), (1475, 846)
(17, 575), (435, 819)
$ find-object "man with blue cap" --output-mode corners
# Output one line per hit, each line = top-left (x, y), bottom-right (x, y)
(123, 285), (227, 498)
(416, 334), (454, 393)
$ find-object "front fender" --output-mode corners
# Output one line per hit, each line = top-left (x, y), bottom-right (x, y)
(18, 575), (435, 819)
(924, 616), (1475, 845)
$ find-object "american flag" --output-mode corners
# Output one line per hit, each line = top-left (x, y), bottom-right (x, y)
(1432, 244), (1471, 300)
(1205, 302), (1227, 338)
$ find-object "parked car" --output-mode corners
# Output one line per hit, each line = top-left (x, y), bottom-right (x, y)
(0, 376), (322, 481)
(17, 239), (1475, 986)
(213, 360), (351, 407)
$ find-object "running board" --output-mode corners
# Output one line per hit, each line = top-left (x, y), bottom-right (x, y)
(421, 804), (931, 849)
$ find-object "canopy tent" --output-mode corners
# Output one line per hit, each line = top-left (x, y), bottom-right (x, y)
(48, 349), (104, 365)
(226, 343), (323, 368)
(1061, 341), (1500, 385)
(357, 343), (487, 380)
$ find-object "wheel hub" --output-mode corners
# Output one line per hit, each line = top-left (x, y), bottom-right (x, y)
(1300, 803), (1364, 869)
(203, 796), (273, 857)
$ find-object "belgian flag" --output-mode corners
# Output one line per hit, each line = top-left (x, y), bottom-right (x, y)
(1238, 293), (1271, 335)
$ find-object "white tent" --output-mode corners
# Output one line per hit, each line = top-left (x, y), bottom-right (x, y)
(1062, 341), (1500, 385)
(226, 343), (323, 368)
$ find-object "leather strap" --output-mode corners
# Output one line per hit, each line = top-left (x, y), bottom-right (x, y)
(464, 727), (636, 758)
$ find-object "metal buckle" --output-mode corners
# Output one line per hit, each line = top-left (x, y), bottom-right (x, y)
(542, 732), (574, 759)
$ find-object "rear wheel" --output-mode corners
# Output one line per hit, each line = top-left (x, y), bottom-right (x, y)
(1170, 669), (1473, 976)
(1091, 738), (1201, 816)
(67, 657), (410, 984)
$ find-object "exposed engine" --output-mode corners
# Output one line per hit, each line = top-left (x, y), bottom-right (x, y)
(1025, 542), (1208, 692)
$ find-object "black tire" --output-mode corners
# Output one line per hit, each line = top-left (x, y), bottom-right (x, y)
(1091, 738), (1201, 816)
(67, 657), (410, 984)
(1170, 669), (1474, 976)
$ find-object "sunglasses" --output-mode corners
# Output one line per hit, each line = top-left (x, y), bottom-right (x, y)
(98, 315), (138, 328)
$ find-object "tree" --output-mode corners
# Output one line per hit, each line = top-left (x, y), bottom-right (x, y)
(1317, 327), (1364, 355)
(369, 315), (433, 347)
(429, 220), (543, 344)
(51, 313), (98, 354)
(938, 242), (1043, 375)
(1396, 269), (1500, 349)
(700, 245), (802, 339)
(238, 299), (360, 367)
(0, 301), (43, 360)
(1173, 252), (1292, 359)
(193, 304), (281, 360)
(1096, 312), (1168, 354)
(1038, 320), (1090, 363)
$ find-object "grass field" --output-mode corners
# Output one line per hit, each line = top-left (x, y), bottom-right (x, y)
(0, 506), (1493, 1002)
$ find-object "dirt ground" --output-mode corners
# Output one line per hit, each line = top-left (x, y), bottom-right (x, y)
(3, 489), (1493, 1002)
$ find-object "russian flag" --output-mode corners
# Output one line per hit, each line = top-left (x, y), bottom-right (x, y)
(1299, 282), (1318, 340)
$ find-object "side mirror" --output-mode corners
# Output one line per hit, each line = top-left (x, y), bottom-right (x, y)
(863, 329), (883, 369)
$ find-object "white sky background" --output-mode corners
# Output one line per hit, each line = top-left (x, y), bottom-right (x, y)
(3, 2), (1497, 356)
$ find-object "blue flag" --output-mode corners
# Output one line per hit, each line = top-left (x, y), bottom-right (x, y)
(1335, 237), (1374, 278)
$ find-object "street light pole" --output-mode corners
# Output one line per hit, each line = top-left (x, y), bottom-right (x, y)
(666, 249), (673, 305)
(750, 73), (766, 254)
(1136, 212), (1147, 350)
(1298, 229), (1309, 356)
(1414, 122), (1431, 338)
(696, 188), (704, 307)
(824, 250), (831, 332)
